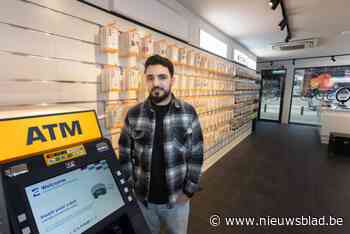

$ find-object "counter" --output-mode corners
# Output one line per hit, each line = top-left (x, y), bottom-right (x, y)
(319, 106), (350, 144)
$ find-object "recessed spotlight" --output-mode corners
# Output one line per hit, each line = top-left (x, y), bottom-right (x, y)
(341, 31), (350, 35)
(331, 56), (336, 62)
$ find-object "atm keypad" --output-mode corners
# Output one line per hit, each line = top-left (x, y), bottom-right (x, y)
(21, 226), (31, 234)
(17, 213), (27, 223)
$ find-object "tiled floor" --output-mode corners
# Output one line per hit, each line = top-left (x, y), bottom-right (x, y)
(189, 121), (350, 234)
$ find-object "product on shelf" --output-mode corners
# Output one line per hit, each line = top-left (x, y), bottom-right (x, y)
(187, 50), (195, 67)
(208, 57), (216, 72)
(140, 34), (154, 59)
(105, 102), (124, 129)
(154, 39), (168, 57)
(118, 29), (142, 68)
(123, 68), (140, 91)
(119, 29), (141, 57)
(100, 23), (119, 53)
(178, 48), (187, 65)
(101, 65), (123, 92)
(167, 44), (179, 64)
(194, 52), (201, 68)
(200, 55), (209, 70)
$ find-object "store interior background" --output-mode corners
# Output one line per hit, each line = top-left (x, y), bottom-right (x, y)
(1, 0), (350, 233)
(2, 0), (349, 125)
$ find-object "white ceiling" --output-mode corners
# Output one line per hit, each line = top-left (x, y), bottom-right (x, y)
(175, 0), (350, 61)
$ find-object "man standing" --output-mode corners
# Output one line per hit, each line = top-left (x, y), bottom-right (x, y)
(119, 54), (204, 234)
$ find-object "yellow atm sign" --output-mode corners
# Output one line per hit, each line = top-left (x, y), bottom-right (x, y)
(0, 111), (102, 163)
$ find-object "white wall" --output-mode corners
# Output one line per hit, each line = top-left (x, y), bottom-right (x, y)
(0, 0), (118, 136)
(257, 55), (350, 124)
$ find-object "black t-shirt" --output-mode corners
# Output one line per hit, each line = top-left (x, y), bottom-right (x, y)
(148, 102), (171, 204)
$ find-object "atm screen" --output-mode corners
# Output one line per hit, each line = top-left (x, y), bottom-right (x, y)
(24, 159), (125, 234)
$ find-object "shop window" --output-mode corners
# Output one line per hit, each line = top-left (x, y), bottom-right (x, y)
(290, 66), (350, 125)
(199, 30), (227, 58)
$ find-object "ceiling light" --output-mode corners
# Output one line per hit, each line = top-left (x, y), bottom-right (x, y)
(341, 31), (350, 35)
(269, 0), (280, 10)
(331, 56), (336, 62)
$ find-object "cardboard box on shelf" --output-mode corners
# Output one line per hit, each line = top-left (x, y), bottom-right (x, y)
(100, 23), (119, 53)
(101, 65), (124, 93)
(140, 34), (154, 59)
(124, 68), (140, 91)
(200, 55), (209, 70)
(105, 102), (124, 129)
(154, 39), (168, 57)
(167, 44), (179, 63)
(119, 29), (141, 57)
(179, 48), (187, 65)
(208, 58), (216, 72)
(194, 52), (201, 68)
(187, 50), (195, 67)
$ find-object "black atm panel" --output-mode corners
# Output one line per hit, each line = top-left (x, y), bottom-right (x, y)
(1, 139), (150, 234)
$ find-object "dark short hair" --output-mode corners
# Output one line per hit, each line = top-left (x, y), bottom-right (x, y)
(144, 54), (174, 77)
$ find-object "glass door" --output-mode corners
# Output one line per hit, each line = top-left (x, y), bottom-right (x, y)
(258, 69), (286, 122)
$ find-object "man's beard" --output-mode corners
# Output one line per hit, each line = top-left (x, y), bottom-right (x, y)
(149, 87), (171, 104)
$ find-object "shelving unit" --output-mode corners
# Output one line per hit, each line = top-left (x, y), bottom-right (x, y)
(99, 23), (260, 168)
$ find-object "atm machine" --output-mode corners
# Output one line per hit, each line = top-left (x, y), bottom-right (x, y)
(0, 110), (151, 234)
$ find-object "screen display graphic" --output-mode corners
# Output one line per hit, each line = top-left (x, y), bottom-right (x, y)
(25, 160), (124, 234)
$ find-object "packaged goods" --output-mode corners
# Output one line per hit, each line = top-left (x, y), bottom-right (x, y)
(105, 102), (124, 129)
(154, 39), (168, 57)
(194, 53), (201, 68)
(100, 23), (119, 53)
(187, 50), (195, 67)
(119, 29), (141, 57)
(167, 44), (179, 63)
(179, 48), (187, 65)
(140, 34), (154, 58)
(101, 65), (123, 92)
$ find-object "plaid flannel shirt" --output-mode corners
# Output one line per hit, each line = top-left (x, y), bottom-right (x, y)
(118, 94), (204, 207)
